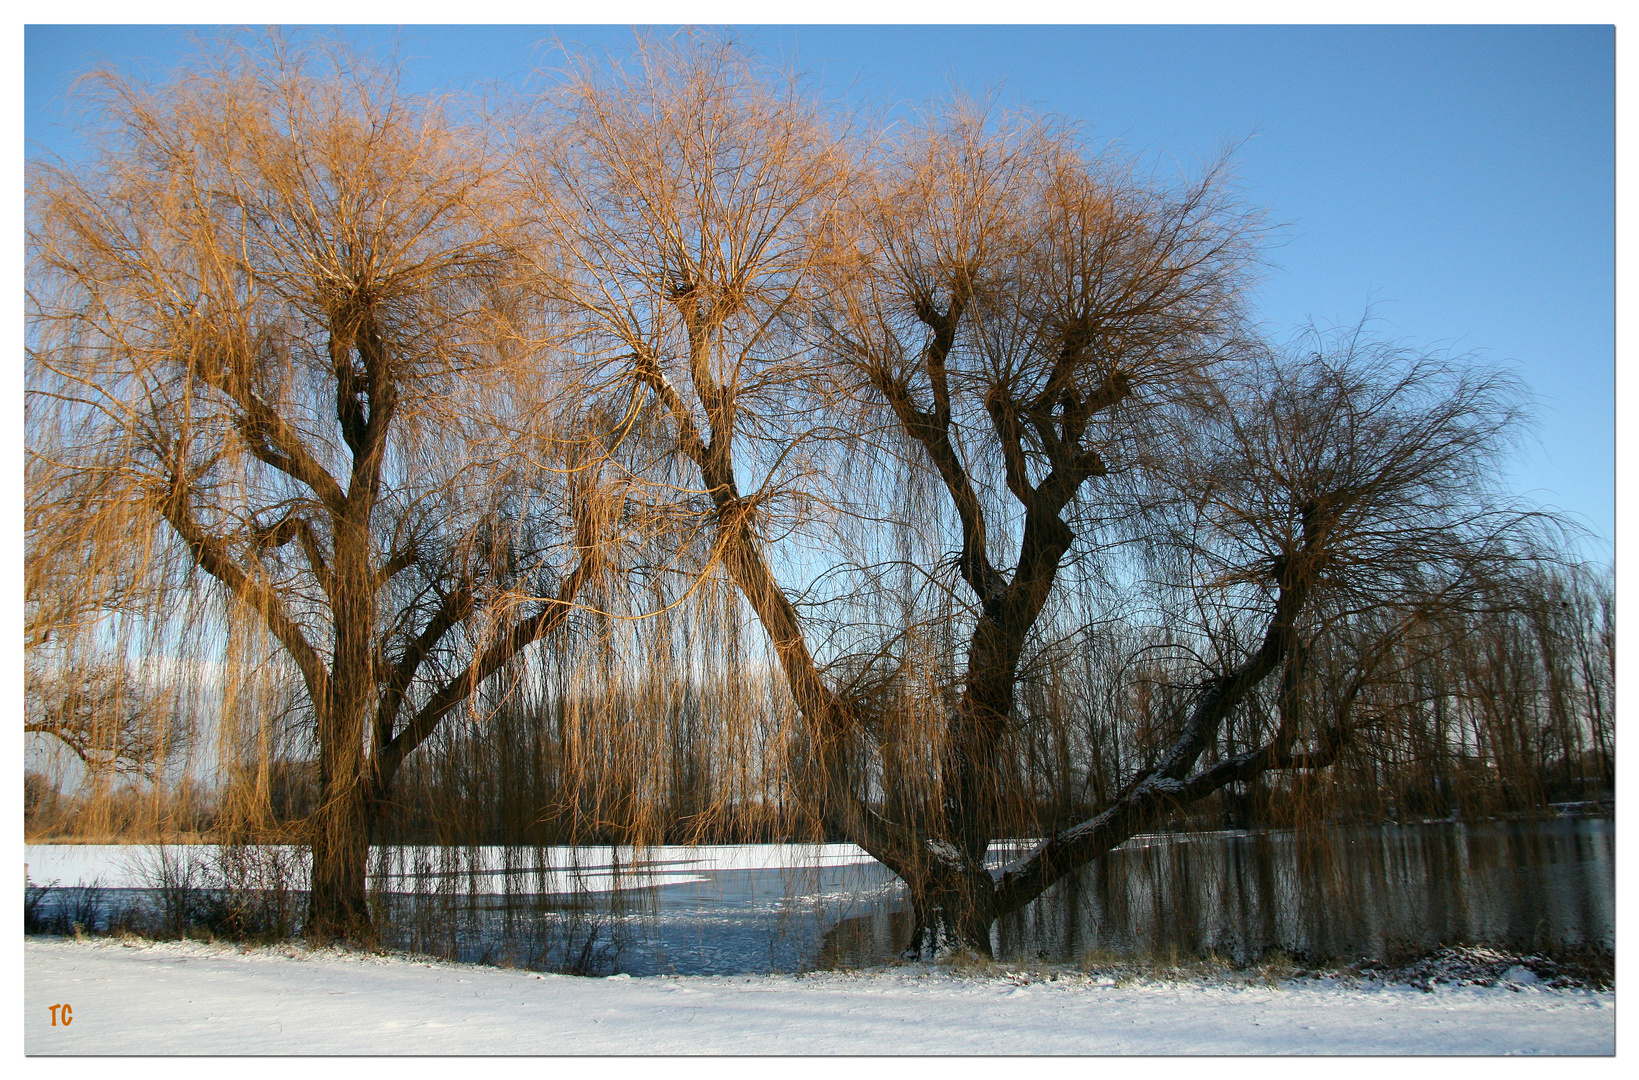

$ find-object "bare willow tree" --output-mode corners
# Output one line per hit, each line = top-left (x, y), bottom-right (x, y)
(520, 33), (1551, 959)
(25, 36), (613, 940)
(817, 104), (1277, 954)
(514, 34), (874, 843)
(830, 277), (1546, 955)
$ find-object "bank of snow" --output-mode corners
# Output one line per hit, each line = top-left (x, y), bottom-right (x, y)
(25, 937), (1612, 1056)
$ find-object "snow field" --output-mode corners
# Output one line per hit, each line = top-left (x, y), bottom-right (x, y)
(25, 937), (1613, 1056)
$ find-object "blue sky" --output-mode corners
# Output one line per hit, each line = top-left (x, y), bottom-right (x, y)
(25, 23), (1616, 560)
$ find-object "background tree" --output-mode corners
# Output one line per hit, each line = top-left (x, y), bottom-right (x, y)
(25, 35), (612, 940)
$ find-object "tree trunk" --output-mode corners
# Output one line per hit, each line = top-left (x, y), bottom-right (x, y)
(903, 860), (998, 961)
(307, 774), (376, 943)
(310, 509), (380, 944)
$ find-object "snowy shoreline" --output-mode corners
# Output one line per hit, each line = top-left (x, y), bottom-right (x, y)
(25, 936), (1614, 1056)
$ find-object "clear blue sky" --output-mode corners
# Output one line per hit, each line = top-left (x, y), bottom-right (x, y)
(25, 24), (1616, 561)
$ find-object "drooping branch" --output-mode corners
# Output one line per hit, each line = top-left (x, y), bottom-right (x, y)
(876, 372), (1005, 603)
(254, 509), (334, 599)
(156, 473), (331, 713)
(373, 549), (603, 789)
(633, 349), (710, 469)
(376, 541), (420, 588)
(990, 707), (1359, 919)
(868, 289), (1004, 604)
(373, 583), (477, 758)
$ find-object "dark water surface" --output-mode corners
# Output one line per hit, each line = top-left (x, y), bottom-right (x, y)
(834, 818), (1615, 969)
(25, 818), (1613, 975)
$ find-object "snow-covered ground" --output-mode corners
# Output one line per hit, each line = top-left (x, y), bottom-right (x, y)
(24, 937), (1613, 1056)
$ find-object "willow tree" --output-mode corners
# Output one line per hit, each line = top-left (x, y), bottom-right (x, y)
(522, 33), (1546, 959)
(25, 37), (612, 941)
(516, 34), (896, 856)
(828, 163), (1542, 955)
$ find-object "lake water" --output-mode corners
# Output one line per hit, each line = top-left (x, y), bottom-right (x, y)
(24, 818), (1613, 975)
(832, 817), (1615, 969)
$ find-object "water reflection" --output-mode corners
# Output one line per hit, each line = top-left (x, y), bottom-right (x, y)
(829, 818), (1614, 968)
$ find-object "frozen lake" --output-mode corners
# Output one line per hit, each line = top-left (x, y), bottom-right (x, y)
(25, 842), (901, 975)
(25, 818), (1613, 975)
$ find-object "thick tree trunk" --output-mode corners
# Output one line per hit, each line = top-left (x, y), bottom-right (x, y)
(902, 859), (998, 961)
(310, 510), (380, 944)
(307, 777), (376, 943)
